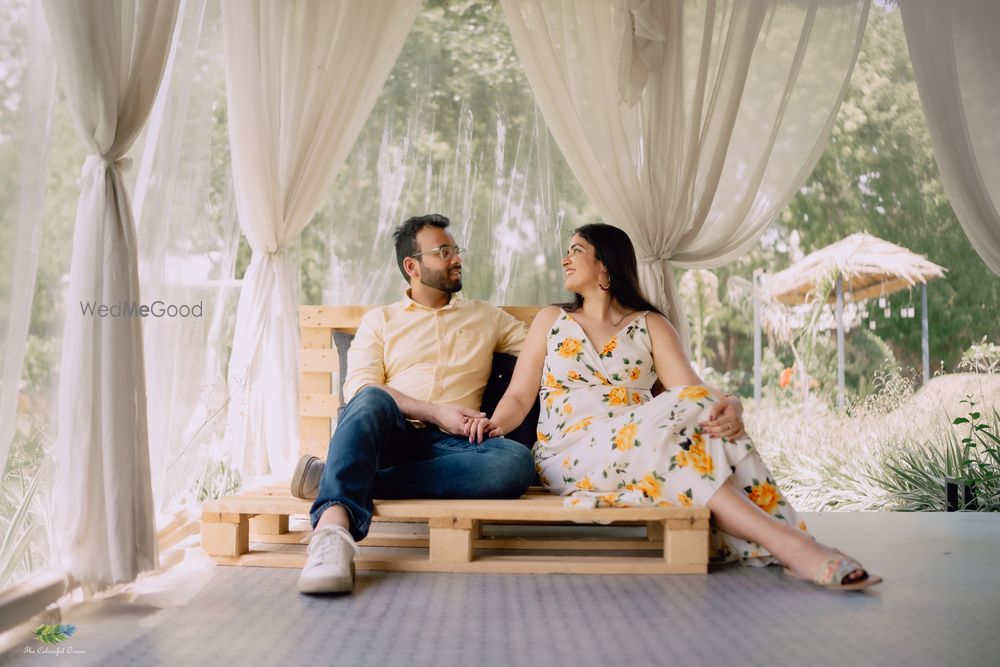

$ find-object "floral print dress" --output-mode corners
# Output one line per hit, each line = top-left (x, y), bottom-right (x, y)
(533, 309), (808, 566)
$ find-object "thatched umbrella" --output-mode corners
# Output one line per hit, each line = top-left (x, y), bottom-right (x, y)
(756, 232), (947, 407)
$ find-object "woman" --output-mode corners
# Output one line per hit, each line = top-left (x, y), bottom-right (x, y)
(469, 223), (881, 590)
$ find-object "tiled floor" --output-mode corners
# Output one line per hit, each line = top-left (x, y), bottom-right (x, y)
(2, 511), (998, 667)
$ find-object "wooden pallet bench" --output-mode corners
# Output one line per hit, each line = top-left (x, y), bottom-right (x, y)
(200, 305), (710, 574)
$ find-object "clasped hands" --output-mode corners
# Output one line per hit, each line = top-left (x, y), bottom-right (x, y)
(433, 394), (746, 443)
(432, 404), (502, 443)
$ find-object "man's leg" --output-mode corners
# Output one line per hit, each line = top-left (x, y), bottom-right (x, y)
(373, 428), (535, 500)
(309, 386), (414, 540)
(300, 386), (415, 594)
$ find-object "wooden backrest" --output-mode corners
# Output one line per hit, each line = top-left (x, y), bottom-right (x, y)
(299, 305), (542, 459)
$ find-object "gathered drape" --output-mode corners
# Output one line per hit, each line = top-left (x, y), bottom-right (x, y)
(42, 0), (179, 588)
(901, 0), (1000, 275)
(222, 0), (420, 478)
(500, 0), (869, 348)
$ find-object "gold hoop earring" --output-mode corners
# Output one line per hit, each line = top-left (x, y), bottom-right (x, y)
(599, 273), (611, 291)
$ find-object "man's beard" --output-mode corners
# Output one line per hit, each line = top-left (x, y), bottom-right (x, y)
(420, 265), (462, 293)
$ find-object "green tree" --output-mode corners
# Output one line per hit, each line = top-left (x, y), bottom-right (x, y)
(777, 5), (1000, 371)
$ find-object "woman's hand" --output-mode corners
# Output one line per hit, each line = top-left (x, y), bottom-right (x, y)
(467, 416), (504, 443)
(699, 395), (746, 440)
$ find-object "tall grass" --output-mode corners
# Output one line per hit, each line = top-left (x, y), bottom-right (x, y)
(745, 370), (1000, 511)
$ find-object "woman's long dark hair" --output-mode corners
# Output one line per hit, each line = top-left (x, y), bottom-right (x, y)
(559, 223), (664, 318)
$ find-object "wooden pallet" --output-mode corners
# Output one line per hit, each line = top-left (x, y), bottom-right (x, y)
(201, 305), (711, 574)
(201, 486), (709, 574)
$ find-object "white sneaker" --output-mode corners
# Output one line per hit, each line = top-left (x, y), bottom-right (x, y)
(297, 525), (359, 594)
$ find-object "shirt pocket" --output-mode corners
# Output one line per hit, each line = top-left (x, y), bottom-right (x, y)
(448, 327), (495, 371)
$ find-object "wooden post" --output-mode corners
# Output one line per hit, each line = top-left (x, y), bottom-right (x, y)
(663, 517), (709, 570)
(753, 269), (762, 403)
(252, 514), (289, 535)
(922, 282), (930, 385)
(646, 520), (664, 542)
(429, 517), (478, 563)
(836, 273), (845, 409)
(201, 512), (250, 558)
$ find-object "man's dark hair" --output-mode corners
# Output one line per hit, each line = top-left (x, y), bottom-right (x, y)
(393, 213), (450, 281)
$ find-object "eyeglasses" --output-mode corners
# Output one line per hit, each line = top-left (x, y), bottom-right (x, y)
(411, 245), (465, 262)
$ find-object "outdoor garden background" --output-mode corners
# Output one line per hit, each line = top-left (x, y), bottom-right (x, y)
(1, 0), (999, 591)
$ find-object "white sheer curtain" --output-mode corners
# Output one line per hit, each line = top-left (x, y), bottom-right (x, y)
(222, 0), (420, 479)
(42, 0), (179, 589)
(901, 0), (1000, 275)
(501, 0), (869, 347)
(132, 0), (241, 519)
(0, 1), (56, 474)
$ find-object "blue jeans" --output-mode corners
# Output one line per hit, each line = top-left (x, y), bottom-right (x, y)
(309, 386), (536, 540)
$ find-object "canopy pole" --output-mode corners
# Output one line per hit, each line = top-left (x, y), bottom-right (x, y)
(836, 273), (845, 408)
(922, 282), (930, 384)
(753, 270), (762, 402)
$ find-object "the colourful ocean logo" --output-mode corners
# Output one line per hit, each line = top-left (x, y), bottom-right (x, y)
(32, 624), (76, 645)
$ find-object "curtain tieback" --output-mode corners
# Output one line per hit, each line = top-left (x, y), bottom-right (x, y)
(78, 155), (133, 186)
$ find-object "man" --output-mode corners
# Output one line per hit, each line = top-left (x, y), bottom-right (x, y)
(291, 213), (536, 594)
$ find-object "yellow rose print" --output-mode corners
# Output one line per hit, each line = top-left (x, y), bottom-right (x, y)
(607, 386), (629, 407)
(675, 449), (689, 467)
(629, 367), (641, 381)
(536, 431), (550, 443)
(635, 473), (663, 500)
(600, 493), (619, 506)
(594, 371), (611, 385)
(679, 385), (711, 401)
(599, 337), (617, 357)
(613, 422), (638, 451)
(576, 477), (595, 491)
(563, 417), (593, 435)
(748, 480), (780, 513)
(557, 338), (583, 358)
(544, 372), (561, 388)
(656, 500), (674, 507)
(677, 490), (694, 507)
(689, 441), (714, 477)
(567, 370), (581, 381)
(561, 456), (571, 468)
(798, 521), (809, 532)
(564, 403), (574, 415)
(631, 392), (643, 405)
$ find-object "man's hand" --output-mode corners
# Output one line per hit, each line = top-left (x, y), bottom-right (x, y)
(698, 395), (746, 441)
(431, 404), (486, 436)
(467, 416), (504, 443)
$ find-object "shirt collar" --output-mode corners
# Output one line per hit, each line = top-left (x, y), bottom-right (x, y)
(402, 289), (464, 312)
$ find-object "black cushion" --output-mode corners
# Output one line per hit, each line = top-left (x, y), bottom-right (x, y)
(332, 334), (539, 447)
(479, 353), (540, 447)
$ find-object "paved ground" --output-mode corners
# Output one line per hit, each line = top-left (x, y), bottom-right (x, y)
(2, 511), (998, 667)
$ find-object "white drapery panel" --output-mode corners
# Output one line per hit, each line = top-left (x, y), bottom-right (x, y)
(501, 0), (869, 348)
(900, 0), (1000, 275)
(0, 1), (56, 474)
(42, 0), (179, 588)
(132, 0), (242, 519)
(222, 0), (420, 478)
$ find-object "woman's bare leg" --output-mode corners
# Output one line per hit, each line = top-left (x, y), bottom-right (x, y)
(707, 478), (866, 582)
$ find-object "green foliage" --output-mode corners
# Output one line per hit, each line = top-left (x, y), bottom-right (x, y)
(867, 398), (1000, 511)
(958, 337), (1000, 374)
(0, 461), (44, 590)
(779, 6), (1000, 371)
